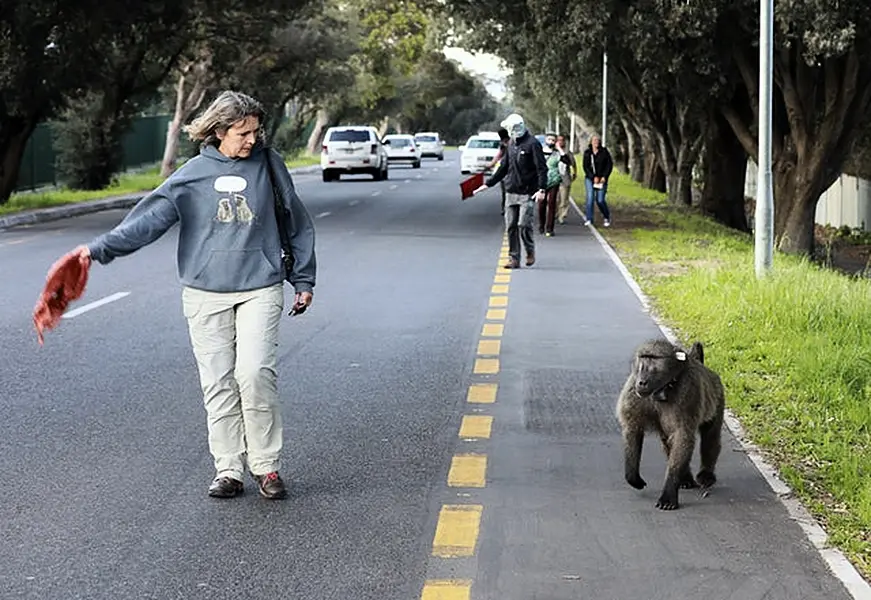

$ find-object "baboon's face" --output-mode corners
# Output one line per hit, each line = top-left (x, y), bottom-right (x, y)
(633, 349), (684, 398)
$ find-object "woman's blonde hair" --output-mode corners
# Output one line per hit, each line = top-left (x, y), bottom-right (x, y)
(184, 90), (266, 148)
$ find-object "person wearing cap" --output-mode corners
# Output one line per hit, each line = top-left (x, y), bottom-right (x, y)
(473, 113), (547, 268)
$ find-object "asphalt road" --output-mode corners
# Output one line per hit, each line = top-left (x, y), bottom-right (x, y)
(0, 151), (859, 599)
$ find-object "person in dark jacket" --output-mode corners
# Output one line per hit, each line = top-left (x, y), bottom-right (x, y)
(582, 134), (613, 227)
(473, 113), (547, 268)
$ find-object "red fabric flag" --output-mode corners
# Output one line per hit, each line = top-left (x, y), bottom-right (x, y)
(460, 172), (484, 200)
(33, 251), (90, 345)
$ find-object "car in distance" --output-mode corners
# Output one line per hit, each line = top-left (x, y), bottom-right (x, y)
(459, 132), (502, 175)
(413, 132), (445, 161)
(382, 134), (422, 168)
(321, 126), (389, 181)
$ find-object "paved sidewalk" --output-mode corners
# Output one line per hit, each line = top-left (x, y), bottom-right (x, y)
(451, 217), (865, 599)
(0, 164), (320, 231)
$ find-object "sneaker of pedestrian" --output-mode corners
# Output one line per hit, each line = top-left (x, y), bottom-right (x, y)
(604, 219), (611, 227)
(583, 219), (591, 226)
(255, 471), (287, 499)
(208, 476), (244, 498)
(526, 252), (535, 266)
(503, 258), (520, 269)
(545, 232), (553, 237)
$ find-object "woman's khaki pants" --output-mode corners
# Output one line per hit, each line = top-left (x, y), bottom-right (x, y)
(182, 283), (284, 481)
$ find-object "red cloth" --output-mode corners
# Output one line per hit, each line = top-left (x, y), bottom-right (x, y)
(33, 251), (90, 345)
(460, 172), (484, 200)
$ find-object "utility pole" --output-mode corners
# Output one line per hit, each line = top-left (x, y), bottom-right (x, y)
(602, 52), (608, 147)
(556, 114), (560, 135)
(570, 113), (576, 151)
(755, 0), (774, 277)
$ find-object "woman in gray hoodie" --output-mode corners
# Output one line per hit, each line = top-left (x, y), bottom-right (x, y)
(66, 91), (317, 500)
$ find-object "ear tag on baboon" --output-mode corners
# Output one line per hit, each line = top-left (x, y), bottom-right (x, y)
(675, 351), (686, 361)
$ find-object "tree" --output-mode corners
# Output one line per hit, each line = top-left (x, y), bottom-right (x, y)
(717, 0), (871, 254)
(0, 2), (111, 203)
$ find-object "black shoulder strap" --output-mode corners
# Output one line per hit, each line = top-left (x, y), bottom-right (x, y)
(264, 148), (295, 278)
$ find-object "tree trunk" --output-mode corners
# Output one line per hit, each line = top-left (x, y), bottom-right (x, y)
(700, 112), (749, 231)
(160, 55), (212, 178)
(623, 119), (644, 183)
(640, 130), (666, 192)
(306, 108), (330, 154)
(665, 164), (694, 206)
(377, 116), (389, 138)
(161, 116), (184, 178)
(771, 154), (832, 255)
(0, 119), (38, 204)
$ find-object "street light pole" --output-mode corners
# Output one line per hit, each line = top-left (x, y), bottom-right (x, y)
(602, 51), (608, 147)
(755, 0), (774, 276)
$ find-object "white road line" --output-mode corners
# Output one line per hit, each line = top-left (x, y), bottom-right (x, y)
(389, 184), (398, 190)
(316, 211), (331, 218)
(350, 199), (360, 205)
(371, 191), (381, 197)
(415, 175), (423, 180)
(63, 292), (130, 319)
(570, 194), (871, 600)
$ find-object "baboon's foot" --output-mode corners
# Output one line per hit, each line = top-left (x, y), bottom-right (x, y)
(696, 469), (717, 489)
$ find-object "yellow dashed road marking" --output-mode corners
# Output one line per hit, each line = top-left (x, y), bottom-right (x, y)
(421, 580), (472, 600)
(481, 323), (503, 337)
(477, 339), (501, 356)
(459, 415), (493, 439)
(467, 383), (498, 404)
(473, 358), (499, 374)
(489, 296), (508, 308)
(448, 454), (487, 487)
(491, 284), (509, 294)
(486, 309), (506, 320)
(493, 274), (510, 284)
(432, 505), (483, 557)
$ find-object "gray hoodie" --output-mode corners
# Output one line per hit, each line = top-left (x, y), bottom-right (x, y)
(87, 144), (316, 294)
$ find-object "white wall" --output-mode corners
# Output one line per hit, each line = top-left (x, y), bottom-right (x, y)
(745, 161), (871, 231)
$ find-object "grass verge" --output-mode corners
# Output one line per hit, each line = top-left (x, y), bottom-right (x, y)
(1, 154), (321, 217)
(575, 171), (871, 578)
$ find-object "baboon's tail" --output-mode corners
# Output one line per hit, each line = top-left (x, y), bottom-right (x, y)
(689, 341), (705, 364)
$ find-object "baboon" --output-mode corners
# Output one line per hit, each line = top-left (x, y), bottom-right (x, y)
(615, 338), (725, 510)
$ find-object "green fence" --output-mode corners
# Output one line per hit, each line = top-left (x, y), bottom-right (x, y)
(15, 114), (171, 192)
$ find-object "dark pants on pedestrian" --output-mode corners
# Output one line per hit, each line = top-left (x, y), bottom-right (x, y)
(504, 196), (535, 264)
(584, 178), (611, 223)
(499, 181), (506, 215)
(538, 186), (559, 234)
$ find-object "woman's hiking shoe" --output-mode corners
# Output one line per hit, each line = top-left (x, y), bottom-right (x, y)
(208, 476), (244, 498)
(255, 472), (287, 499)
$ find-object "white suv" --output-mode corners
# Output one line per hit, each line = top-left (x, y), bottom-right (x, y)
(321, 126), (389, 181)
(413, 132), (445, 161)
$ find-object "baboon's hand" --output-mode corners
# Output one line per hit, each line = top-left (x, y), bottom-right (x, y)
(626, 473), (647, 490)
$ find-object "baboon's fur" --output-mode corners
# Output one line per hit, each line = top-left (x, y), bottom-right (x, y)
(615, 338), (725, 510)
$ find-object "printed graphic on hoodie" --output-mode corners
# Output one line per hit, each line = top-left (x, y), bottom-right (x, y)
(214, 175), (254, 224)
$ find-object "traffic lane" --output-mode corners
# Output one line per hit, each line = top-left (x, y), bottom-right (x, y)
(0, 168), (503, 598)
(0, 156), (469, 320)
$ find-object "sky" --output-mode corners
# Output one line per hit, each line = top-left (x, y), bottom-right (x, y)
(442, 47), (512, 101)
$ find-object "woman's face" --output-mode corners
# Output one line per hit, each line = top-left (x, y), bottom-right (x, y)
(591, 135), (600, 150)
(216, 116), (260, 158)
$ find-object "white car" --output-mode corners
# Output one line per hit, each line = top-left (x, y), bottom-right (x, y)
(321, 126), (389, 182)
(382, 134), (422, 168)
(413, 132), (445, 161)
(459, 132), (502, 175)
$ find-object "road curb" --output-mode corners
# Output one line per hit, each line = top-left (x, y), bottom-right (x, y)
(0, 164), (322, 231)
(567, 194), (871, 599)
